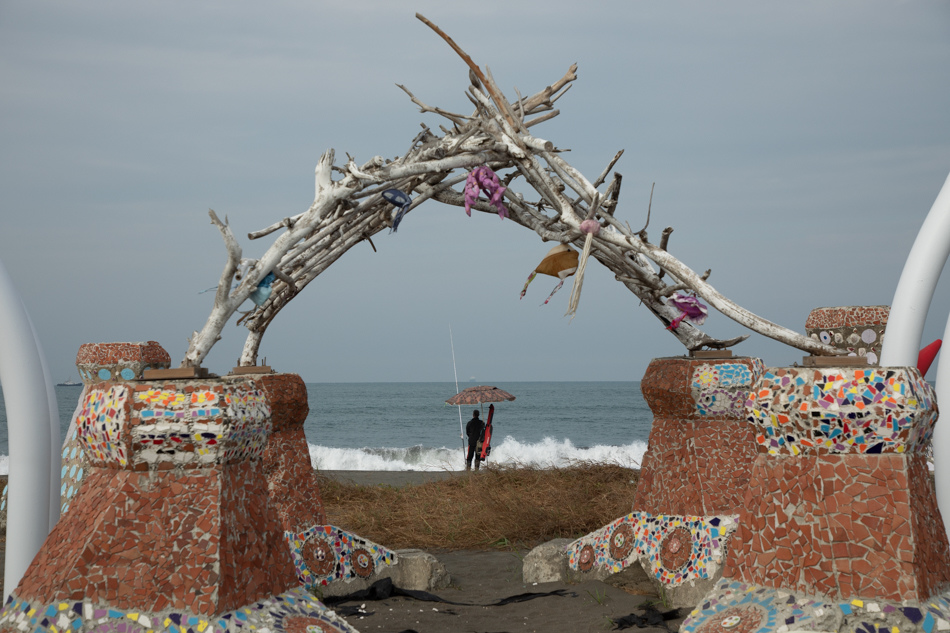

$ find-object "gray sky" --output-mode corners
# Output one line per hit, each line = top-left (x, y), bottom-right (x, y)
(2, 0), (950, 383)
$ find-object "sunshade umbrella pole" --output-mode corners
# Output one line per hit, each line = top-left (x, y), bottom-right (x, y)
(449, 327), (466, 458)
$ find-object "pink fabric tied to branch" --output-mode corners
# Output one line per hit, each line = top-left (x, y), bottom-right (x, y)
(667, 292), (708, 330)
(464, 166), (509, 219)
(579, 219), (600, 235)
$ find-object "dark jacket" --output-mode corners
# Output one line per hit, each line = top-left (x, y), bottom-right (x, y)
(465, 416), (485, 445)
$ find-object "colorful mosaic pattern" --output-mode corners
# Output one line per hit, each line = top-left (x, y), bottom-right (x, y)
(76, 385), (130, 466)
(692, 360), (765, 417)
(131, 385), (270, 467)
(805, 305), (888, 365)
(682, 579), (950, 633)
(286, 525), (397, 588)
(61, 397), (90, 515)
(0, 586), (357, 633)
(566, 512), (737, 586)
(746, 367), (936, 456)
(70, 381), (272, 469)
(60, 425), (85, 514)
(75, 341), (171, 385)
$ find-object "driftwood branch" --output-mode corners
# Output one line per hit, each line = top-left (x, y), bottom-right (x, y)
(182, 15), (840, 369)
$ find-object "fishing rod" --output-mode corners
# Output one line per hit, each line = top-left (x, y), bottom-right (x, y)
(449, 326), (465, 458)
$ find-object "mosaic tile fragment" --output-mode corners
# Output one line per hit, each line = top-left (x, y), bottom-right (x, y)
(0, 586), (357, 632)
(681, 579), (950, 633)
(805, 306), (889, 364)
(75, 341), (171, 385)
(566, 511), (737, 585)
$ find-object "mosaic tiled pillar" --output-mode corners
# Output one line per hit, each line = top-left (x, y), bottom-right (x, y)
(258, 374), (327, 528)
(681, 365), (950, 633)
(57, 343), (174, 514)
(256, 374), (396, 589)
(0, 343), (356, 633)
(634, 356), (765, 516)
(566, 356), (763, 605)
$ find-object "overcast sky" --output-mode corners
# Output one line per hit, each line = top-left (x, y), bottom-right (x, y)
(1, 1), (949, 383)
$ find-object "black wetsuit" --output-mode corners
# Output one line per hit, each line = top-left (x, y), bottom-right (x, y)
(465, 414), (485, 470)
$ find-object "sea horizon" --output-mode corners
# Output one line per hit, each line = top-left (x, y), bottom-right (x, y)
(0, 381), (652, 474)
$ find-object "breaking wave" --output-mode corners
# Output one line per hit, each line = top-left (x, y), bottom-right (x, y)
(307, 436), (646, 471)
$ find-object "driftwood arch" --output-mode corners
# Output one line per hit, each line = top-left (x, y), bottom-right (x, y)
(182, 14), (839, 370)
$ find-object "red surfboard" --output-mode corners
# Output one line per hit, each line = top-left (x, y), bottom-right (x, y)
(480, 404), (494, 460)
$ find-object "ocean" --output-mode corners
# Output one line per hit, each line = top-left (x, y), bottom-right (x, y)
(0, 382), (653, 473)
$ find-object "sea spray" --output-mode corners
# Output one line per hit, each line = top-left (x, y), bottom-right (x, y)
(307, 436), (646, 472)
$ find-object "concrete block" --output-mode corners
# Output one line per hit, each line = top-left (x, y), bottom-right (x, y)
(318, 549), (450, 597)
(523, 538), (577, 583)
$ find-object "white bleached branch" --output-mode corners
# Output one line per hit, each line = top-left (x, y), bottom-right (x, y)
(182, 14), (838, 369)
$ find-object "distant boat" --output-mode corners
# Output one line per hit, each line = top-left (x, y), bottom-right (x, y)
(57, 379), (82, 387)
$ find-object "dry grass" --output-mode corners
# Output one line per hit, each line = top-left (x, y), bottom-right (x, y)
(316, 463), (639, 551)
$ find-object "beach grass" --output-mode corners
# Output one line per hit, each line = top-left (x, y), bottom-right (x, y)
(316, 463), (639, 551)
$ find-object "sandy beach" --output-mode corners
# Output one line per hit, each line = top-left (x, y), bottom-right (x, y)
(317, 470), (683, 632)
(329, 549), (684, 633)
(1, 471), (684, 632)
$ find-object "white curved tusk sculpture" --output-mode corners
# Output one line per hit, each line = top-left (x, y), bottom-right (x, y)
(0, 258), (57, 600)
(880, 170), (950, 543)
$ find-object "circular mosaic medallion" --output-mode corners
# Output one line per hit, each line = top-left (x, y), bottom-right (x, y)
(350, 547), (375, 578)
(282, 615), (344, 633)
(659, 527), (692, 572)
(696, 606), (766, 633)
(301, 537), (336, 577)
(609, 523), (635, 560)
(577, 544), (596, 572)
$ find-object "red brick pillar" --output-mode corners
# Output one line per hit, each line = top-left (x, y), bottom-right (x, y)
(567, 355), (765, 605)
(256, 373), (396, 590)
(725, 364), (950, 600)
(258, 373), (327, 530)
(635, 356), (765, 516)
(8, 343), (297, 617)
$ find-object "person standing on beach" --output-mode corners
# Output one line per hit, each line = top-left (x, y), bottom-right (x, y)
(465, 409), (485, 471)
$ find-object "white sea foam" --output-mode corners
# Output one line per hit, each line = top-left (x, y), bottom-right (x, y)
(0, 455), (6, 477)
(307, 436), (646, 471)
